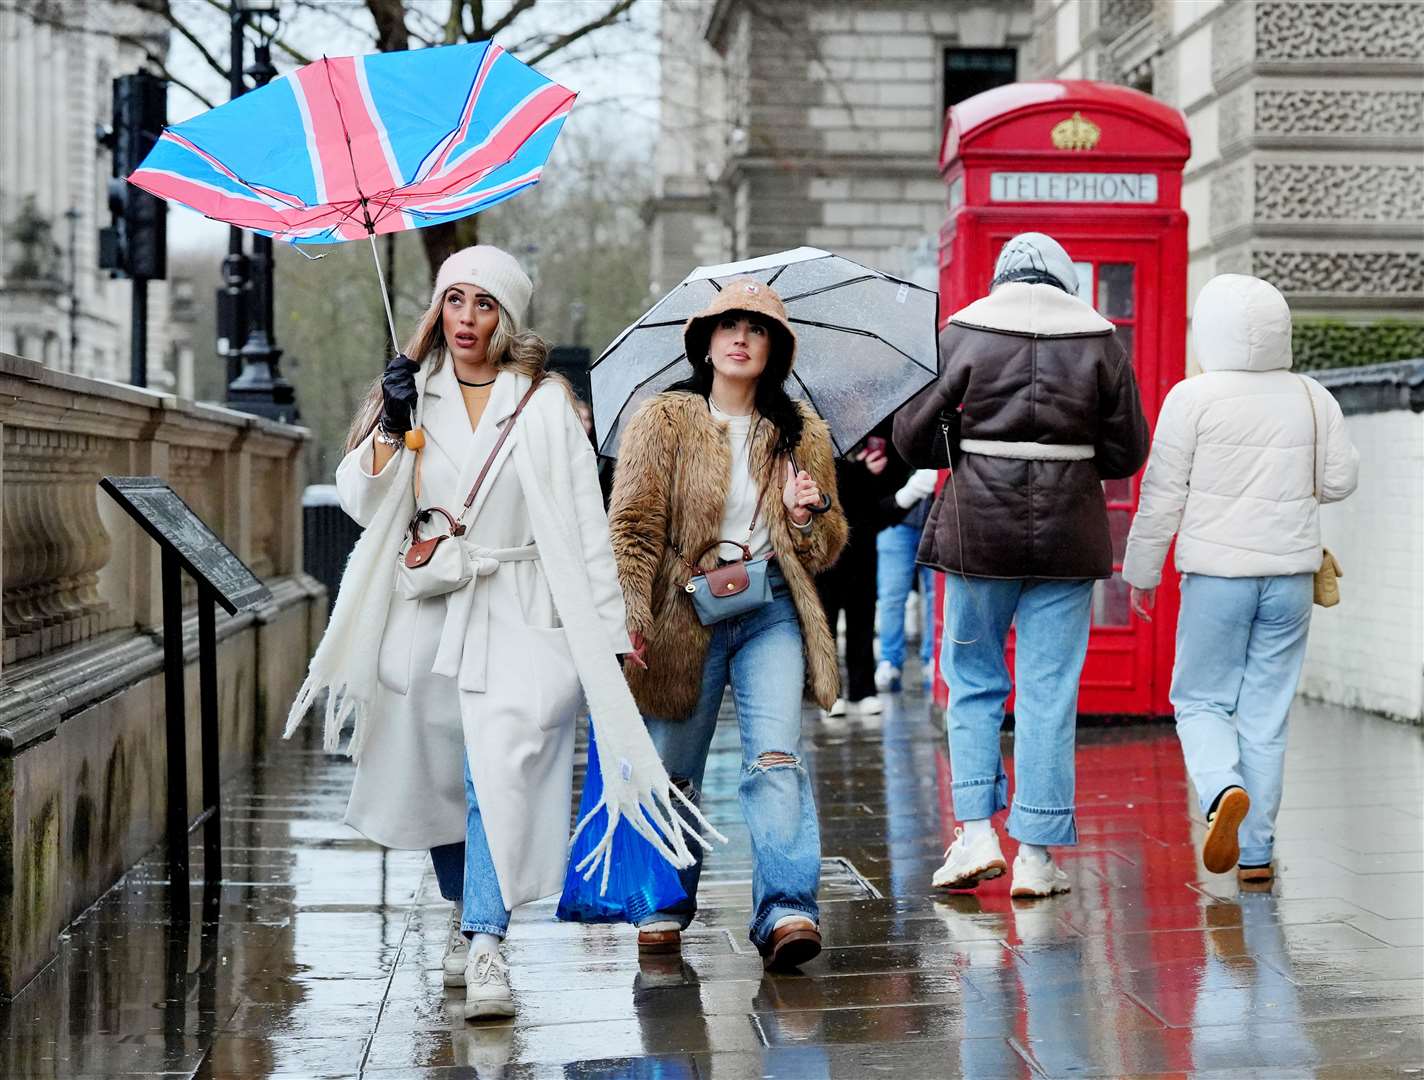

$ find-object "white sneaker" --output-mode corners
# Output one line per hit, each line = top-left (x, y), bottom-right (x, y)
(823, 698), (848, 718)
(874, 661), (902, 692)
(442, 909), (468, 987)
(1010, 851), (1071, 899)
(463, 950), (515, 1020)
(932, 827), (1008, 890)
(852, 695), (883, 716)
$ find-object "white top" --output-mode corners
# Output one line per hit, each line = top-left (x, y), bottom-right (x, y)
(711, 401), (773, 560)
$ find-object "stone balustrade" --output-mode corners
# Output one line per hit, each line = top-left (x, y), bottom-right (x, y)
(0, 352), (327, 997)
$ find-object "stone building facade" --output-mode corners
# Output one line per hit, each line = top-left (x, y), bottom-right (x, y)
(0, 1), (189, 390)
(1024, 0), (1424, 359)
(649, 0), (1034, 295)
(651, 1), (1423, 356)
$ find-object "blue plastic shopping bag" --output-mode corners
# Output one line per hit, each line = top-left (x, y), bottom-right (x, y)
(556, 720), (688, 923)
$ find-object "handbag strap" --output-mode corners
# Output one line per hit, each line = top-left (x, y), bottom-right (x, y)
(1296, 374), (1321, 502)
(456, 378), (542, 522)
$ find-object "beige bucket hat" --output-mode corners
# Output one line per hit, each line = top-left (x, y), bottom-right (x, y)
(683, 277), (798, 372)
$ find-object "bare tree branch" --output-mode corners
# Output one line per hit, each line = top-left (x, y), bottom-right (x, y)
(527, 0), (636, 65)
(487, 0), (534, 40)
(441, 0), (462, 44)
(140, 0), (230, 84)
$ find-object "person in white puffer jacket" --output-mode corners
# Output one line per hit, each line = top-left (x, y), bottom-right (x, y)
(1122, 274), (1359, 887)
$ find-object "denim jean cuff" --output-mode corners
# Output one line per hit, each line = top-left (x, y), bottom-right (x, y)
(1007, 799), (1078, 846)
(1238, 846), (1273, 867)
(750, 902), (819, 952)
(460, 920), (509, 940)
(951, 773), (1008, 821)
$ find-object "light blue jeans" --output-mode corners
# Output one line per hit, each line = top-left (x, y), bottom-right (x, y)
(1171, 573), (1313, 867)
(876, 522), (935, 672)
(941, 575), (1094, 845)
(641, 566), (821, 953)
(429, 756), (511, 939)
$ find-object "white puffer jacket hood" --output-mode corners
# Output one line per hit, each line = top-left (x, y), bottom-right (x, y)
(1121, 275), (1359, 588)
(1194, 274), (1293, 374)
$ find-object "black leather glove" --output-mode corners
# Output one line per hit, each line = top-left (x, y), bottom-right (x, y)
(379, 353), (420, 436)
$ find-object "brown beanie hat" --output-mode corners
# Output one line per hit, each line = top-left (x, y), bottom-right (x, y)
(683, 277), (797, 372)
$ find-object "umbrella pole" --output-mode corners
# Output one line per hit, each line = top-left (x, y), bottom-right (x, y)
(367, 232), (401, 356)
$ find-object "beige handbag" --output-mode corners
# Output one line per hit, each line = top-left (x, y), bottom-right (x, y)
(1298, 375), (1342, 608)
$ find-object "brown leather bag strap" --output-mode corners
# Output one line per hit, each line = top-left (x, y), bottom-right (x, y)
(458, 379), (542, 519)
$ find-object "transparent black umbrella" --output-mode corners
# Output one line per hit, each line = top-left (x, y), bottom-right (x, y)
(589, 247), (940, 459)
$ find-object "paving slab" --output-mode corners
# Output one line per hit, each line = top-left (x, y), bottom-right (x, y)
(2, 682), (1420, 1077)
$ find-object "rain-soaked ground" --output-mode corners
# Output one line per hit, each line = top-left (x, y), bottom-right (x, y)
(3, 669), (1422, 1077)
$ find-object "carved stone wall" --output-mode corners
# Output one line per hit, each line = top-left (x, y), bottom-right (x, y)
(1254, 164), (1424, 223)
(1255, 90), (1424, 137)
(1250, 249), (1424, 297)
(1210, 0), (1254, 85)
(1256, 1), (1424, 63)
(1209, 163), (1252, 239)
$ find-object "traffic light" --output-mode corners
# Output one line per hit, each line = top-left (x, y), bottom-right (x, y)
(99, 72), (167, 280)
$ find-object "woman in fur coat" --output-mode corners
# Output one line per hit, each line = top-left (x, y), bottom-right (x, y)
(609, 276), (849, 970)
(287, 246), (712, 1022)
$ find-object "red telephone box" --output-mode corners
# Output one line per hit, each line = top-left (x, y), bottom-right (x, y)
(932, 80), (1190, 719)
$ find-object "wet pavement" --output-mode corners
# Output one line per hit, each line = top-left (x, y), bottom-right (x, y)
(3, 668), (1422, 1078)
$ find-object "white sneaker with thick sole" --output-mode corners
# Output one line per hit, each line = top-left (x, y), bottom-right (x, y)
(874, 661), (902, 692)
(852, 695), (883, 716)
(932, 827), (1008, 890)
(823, 698), (848, 719)
(442, 910), (469, 987)
(463, 951), (515, 1020)
(1010, 851), (1071, 899)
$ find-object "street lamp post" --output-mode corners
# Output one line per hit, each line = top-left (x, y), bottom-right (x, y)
(223, 0), (298, 424)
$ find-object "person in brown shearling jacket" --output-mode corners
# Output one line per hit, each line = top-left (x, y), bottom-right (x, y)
(608, 277), (848, 971)
(893, 232), (1149, 901)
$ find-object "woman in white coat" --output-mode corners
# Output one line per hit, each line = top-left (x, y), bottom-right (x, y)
(1122, 274), (1359, 888)
(286, 246), (714, 1021)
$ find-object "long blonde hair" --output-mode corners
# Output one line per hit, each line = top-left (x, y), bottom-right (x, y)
(344, 288), (551, 451)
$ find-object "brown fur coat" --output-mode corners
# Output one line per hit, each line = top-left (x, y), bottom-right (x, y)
(609, 392), (849, 719)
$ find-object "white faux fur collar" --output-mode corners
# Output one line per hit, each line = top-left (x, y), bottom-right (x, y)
(951, 282), (1113, 338)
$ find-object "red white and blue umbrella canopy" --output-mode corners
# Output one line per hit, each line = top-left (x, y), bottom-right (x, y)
(129, 41), (575, 244)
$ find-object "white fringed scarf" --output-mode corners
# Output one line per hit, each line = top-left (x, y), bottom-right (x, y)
(284, 373), (723, 888)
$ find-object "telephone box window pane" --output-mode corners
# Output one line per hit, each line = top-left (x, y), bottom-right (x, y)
(1093, 574), (1131, 627)
(1072, 261), (1093, 303)
(943, 48), (1017, 116)
(1097, 263), (1135, 318)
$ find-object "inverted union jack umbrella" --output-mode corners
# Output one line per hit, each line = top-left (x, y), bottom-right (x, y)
(128, 41), (574, 350)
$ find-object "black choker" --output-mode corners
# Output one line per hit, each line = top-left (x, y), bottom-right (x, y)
(456, 374), (496, 388)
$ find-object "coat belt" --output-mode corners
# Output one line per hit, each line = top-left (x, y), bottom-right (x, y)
(431, 542), (541, 691)
(960, 439), (1095, 461)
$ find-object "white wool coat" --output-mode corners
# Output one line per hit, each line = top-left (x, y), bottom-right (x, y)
(333, 362), (628, 909)
(1122, 275), (1360, 589)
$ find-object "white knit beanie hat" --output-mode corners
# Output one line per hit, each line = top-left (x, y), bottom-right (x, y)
(431, 245), (533, 328)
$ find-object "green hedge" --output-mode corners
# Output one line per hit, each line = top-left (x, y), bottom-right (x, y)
(1293, 318), (1424, 372)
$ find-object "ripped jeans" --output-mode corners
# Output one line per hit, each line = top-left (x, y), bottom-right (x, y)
(641, 566), (821, 952)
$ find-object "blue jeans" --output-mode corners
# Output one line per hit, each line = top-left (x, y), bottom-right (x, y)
(941, 575), (1094, 845)
(641, 567), (821, 952)
(876, 522), (934, 671)
(429, 756), (511, 939)
(1171, 573), (1313, 866)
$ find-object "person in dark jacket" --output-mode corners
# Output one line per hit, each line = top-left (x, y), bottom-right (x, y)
(815, 422), (911, 717)
(893, 232), (1149, 900)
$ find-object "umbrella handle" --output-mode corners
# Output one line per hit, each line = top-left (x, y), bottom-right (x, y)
(788, 452), (834, 515)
